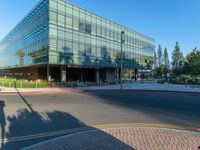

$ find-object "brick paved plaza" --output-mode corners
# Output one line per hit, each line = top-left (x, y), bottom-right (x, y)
(23, 127), (200, 150)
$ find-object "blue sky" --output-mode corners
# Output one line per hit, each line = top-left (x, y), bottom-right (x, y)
(0, 0), (200, 57)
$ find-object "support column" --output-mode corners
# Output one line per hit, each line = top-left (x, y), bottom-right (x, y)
(81, 69), (84, 82)
(61, 65), (66, 83)
(96, 69), (100, 83)
(134, 68), (138, 81)
(106, 69), (115, 82)
(47, 64), (51, 82)
(115, 67), (119, 82)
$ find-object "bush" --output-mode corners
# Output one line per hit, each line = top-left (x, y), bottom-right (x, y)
(157, 79), (166, 84)
(0, 78), (49, 88)
(169, 76), (200, 85)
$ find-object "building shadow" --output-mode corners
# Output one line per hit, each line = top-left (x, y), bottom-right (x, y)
(0, 100), (6, 149)
(85, 91), (200, 127)
(3, 108), (135, 150)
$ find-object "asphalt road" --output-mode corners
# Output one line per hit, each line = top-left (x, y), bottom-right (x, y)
(0, 91), (200, 149)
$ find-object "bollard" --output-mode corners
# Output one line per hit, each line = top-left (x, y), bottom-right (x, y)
(185, 79), (188, 87)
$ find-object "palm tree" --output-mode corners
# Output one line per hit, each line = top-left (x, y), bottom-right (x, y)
(16, 49), (26, 67)
(28, 47), (48, 64)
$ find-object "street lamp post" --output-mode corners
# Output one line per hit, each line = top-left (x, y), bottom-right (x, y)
(120, 31), (125, 89)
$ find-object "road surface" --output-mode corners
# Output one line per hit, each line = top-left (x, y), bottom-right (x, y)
(0, 91), (200, 149)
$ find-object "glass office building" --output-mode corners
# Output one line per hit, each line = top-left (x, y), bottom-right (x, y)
(0, 0), (155, 82)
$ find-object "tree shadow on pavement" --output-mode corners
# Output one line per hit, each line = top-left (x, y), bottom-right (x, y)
(3, 108), (135, 150)
(15, 88), (34, 112)
(0, 100), (6, 150)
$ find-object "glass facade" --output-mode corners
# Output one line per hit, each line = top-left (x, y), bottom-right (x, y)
(0, 0), (49, 69)
(0, 0), (155, 70)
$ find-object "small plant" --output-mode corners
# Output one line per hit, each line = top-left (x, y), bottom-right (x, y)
(157, 79), (166, 84)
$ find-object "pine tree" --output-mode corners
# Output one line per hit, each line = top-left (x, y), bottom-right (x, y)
(163, 48), (170, 70)
(154, 50), (157, 69)
(157, 44), (163, 67)
(171, 42), (184, 75)
(184, 47), (200, 75)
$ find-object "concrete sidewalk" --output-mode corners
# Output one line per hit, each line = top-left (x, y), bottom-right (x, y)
(0, 82), (200, 94)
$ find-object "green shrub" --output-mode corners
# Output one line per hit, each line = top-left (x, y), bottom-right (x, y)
(157, 79), (166, 84)
(169, 76), (200, 85)
(0, 78), (50, 88)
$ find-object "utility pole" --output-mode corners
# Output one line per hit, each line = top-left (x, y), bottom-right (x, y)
(120, 31), (125, 89)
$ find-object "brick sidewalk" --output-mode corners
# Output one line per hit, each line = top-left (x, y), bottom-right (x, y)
(23, 127), (200, 150)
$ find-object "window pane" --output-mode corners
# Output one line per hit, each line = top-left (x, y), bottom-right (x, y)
(64, 41), (73, 53)
(73, 32), (79, 41)
(73, 42), (79, 51)
(58, 3), (65, 13)
(58, 30), (64, 38)
(49, 0), (57, 9)
(65, 30), (72, 40)
(66, 4), (72, 16)
(58, 14), (65, 26)
(50, 11), (57, 21)
(49, 28), (57, 36)
(92, 25), (96, 35)
(65, 16), (72, 28)
(73, 7), (79, 18)
(73, 19), (79, 30)
(79, 22), (85, 33)
(85, 45), (91, 55)
(85, 23), (91, 34)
